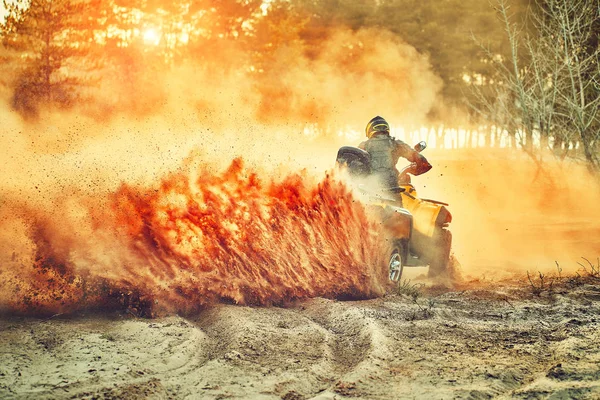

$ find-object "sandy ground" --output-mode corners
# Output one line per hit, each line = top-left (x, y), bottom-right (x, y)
(1, 276), (599, 400)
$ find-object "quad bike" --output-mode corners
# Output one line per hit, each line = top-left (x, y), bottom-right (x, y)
(336, 142), (453, 284)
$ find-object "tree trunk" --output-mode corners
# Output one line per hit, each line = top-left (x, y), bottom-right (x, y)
(580, 131), (599, 173)
(525, 129), (533, 152)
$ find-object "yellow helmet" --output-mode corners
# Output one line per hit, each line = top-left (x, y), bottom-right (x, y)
(365, 116), (390, 138)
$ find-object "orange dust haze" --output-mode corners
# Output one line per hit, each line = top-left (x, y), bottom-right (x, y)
(413, 147), (600, 280)
(0, 26), (441, 316)
(1, 13), (599, 316)
(0, 159), (389, 315)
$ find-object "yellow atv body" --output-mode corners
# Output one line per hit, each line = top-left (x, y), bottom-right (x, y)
(399, 183), (452, 278)
(401, 184), (451, 239)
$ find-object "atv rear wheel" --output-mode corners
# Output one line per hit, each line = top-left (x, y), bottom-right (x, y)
(388, 242), (406, 283)
(428, 228), (452, 278)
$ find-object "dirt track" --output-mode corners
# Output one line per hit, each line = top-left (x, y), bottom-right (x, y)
(1, 278), (599, 399)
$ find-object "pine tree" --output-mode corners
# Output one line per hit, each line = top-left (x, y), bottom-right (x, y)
(1, 0), (103, 116)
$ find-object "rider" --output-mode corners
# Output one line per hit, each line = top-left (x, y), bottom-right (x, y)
(359, 116), (432, 190)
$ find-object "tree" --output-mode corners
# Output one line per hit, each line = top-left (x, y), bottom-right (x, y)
(544, 0), (600, 170)
(1, 0), (103, 117)
(183, 0), (262, 66)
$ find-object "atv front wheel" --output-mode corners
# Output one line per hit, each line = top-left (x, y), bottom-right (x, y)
(388, 242), (406, 283)
(428, 228), (452, 278)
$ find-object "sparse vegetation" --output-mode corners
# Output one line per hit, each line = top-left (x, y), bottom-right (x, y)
(526, 270), (551, 296)
(577, 257), (600, 280)
(396, 279), (424, 299)
(526, 257), (600, 297)
(397, 279), (436, 320)
(99, 333), (116, 342)
(555, 261), (562, 279)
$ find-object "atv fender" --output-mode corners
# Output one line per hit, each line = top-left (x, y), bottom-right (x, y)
(401, 188), (451, 238)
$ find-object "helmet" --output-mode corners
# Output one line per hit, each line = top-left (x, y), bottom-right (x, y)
(365, 116), (390, 138)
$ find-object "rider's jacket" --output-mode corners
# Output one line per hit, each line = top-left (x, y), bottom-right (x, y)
(358, 132), (430, 188)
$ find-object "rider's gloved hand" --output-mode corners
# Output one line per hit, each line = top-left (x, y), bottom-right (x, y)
(410, 153), (432, 176)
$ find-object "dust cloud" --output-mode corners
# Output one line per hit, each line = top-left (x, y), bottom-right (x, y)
(0, 27), (439, 314)
(418, 148), (600, 279)
(1, 27), (441, 190)
(1, 19), (598, 315)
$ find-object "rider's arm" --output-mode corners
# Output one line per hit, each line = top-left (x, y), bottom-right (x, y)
(394, 139), (432, 176)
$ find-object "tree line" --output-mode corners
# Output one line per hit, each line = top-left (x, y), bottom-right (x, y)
(1, 0), (598, 171)
(0, 0), (519, 116)
(469, 0), (599, 172)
